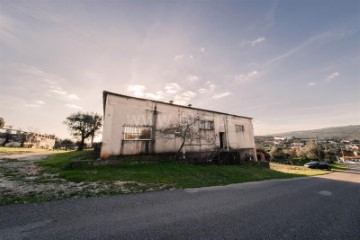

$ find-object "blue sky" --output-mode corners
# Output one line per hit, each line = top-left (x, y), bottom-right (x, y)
(0, 0), (359, 138)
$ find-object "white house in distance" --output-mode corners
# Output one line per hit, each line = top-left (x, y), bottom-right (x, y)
(101, 91), (257, 161)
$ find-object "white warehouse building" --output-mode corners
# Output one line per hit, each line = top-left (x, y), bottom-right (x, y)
(101, 91), (257, 162)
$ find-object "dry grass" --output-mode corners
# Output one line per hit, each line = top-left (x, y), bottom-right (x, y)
(270, 162), (329, 176)
(0, 147), (66, 155)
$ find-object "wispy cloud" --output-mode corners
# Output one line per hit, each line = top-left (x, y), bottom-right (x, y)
(6, 0), (96, 47)
(264, 30), (351, 69)
(67, 94), (80, 100)
(0, 15), (21, 47)
(34, 100), (45, 105)
(251, 37), (266, 46)
(25, 103), (40, 108)
(127, 84), (146, 97)
(308, 82), (315, 87)
(199, 81), (216, 94)
(144, 92), (164, 100)
(164, 83), (181, 94)
(49, 89), (67, 95)
(126, 82), (197, 105)
(212, 92), (231, 99)
(242, 37), (266, 47)
(234, 70), (259, 82)
(199, 47), (205, 52)
(174, 55), (184, 61)
(3, 63), (80, 106)
(25, 100), (45, 108)
(174, 91), (197, 105)
(326, 72), (340, 82)
(187, 75), (199, 82)
(65, 104), (83, 109)
(127, 84), (166, 100)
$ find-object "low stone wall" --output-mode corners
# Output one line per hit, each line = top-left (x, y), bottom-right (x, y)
(248, 161), (270, 168)
(66, 159), (123, 169)
(66, 157), (270, 169)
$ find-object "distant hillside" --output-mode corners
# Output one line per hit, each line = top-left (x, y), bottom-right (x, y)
(263, 125), (360, 139)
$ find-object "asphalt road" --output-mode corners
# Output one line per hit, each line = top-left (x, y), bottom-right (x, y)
(1, 164), (359, 240)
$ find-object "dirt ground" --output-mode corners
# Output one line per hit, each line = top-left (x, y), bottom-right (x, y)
(0, 152), (153, 205)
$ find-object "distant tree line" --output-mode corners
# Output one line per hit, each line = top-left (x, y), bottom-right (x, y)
(269, 142), (338, 162)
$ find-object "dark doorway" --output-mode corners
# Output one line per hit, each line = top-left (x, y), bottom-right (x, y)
(219, 132), (225, 149)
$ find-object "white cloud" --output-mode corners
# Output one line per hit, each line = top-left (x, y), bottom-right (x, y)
(49, 88), (80, 101)
(206, 81), (216, 92)
(34, 100), (45, 105)
(200, 47), (205, 52)
(49, 89), (67, 95)
(308, 82), (315, 87)
(25, 103), (40, 108)
(235, 70), (259, 82)
(182, 91), (197, 98)
(174, 91), (197, 105)
(212, 92), (231, 99)
(326, 72), (340, 81)
(251, 37), (266, 46)
(145, 92), (164, 100)
(67, 94), (80, 100)
(164, 83), (181, 94)
(65, 104), (83, 109)
(127, 84), (146, 97)
(187, 75), (199, 82)
(198, 88), (207, 94)
(25, 100), (45, 108)
(242, 37), (266, 47)
(199, 81), (216, 94)
(174, 55), (184, 61)
(189, 55), (194, 59)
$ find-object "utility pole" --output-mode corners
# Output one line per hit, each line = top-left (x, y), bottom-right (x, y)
(315, 133), (322, 161)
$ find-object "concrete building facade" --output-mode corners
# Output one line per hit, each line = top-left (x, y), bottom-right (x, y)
(101, 91), (257, 161)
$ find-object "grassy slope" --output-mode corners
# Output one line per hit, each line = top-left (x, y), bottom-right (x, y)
(38, 151), (338, 189)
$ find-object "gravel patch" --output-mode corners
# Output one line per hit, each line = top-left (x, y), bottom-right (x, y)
(0, 153), (171, 205)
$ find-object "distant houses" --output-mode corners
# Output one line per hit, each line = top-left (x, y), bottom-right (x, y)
(0, 128), (58, 149)
(255, 135), (360, 161)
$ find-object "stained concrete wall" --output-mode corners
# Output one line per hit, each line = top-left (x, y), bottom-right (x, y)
(101, 93), (257, 159)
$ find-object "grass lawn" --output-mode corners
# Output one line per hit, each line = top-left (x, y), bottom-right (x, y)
(330, 163), (348, 171)
(39, 151), (338, 189)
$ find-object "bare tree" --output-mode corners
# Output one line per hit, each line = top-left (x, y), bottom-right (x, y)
(157, 115), (214, 160)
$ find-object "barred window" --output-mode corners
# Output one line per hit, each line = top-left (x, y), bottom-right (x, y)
(123, 126), (152, 140)
(235, 125), (245, 132)
(200, 120), (214, 130)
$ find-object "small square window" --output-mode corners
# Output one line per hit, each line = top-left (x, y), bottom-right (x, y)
(200, 120), (214, 130)
(235, 125), (245, 132)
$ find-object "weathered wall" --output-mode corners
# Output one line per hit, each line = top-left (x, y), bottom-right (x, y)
(101, 94), (256, 159)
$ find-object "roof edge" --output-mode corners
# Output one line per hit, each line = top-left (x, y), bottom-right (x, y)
(102, 90), (253, 120)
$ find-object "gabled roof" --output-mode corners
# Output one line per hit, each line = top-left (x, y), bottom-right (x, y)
(103, 90), (252, 120)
